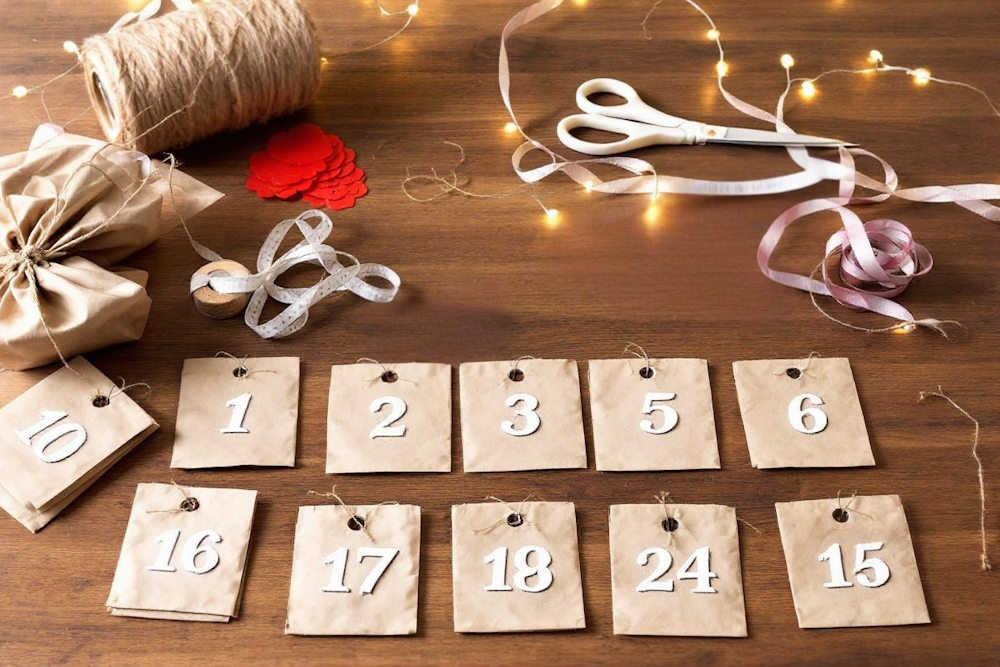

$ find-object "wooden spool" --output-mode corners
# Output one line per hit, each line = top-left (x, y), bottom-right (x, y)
(192, 260), (251, 319)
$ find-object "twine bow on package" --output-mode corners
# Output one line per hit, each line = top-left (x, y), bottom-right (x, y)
(0, 357), (158, 532)
(0, 125), (221, 370)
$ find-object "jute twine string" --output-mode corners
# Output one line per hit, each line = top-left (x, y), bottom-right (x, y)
(358, 357), (417, 386)
(919, 388), (991, 571)
(307, 487), (401, 543)
(215, 352), (276, 380)
(147, 480), (200, 513)
(623, 342), (653, 377)
(498, 356), (536, 386)
(473, 495), (538, 534)
(80, 0), (321, 155)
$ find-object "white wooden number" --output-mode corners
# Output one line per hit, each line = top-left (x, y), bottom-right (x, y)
(220, 393), (252, 434)
(501, 393), (541, 437)
(640, 392), (679, 435)
(788, 393), (828, 435)
(818, 542), (890, 589)
(146, 528), (223, 575)
(636, 546), (718, 593)
(15, 410), (87, 463)
(369, 396), (407, 439)
(484, 545), (553, 593)
(321, 546), (399, 595)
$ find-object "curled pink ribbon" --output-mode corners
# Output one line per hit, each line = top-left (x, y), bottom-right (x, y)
(499, 0), (1000, 332)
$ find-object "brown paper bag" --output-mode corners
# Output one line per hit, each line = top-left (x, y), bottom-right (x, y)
(0, 356), (158, 531)
(458, 360), (586, 472)
(451, 501), (585, 633)
(775, 495), (930, 628)
(733, 357), (874, 468)
(285, 503), (421, 635)
(0, 125), (222, 370)
(609, 503), (747, 636)
(171, 357), (300, 469)
(107, 483), (258, 622)
(589, 358), (720, 471)
(326, 362), (451, 473)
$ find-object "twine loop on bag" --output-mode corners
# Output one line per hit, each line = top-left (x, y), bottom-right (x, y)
(623, 342), (654, 378)
(473, 495), (538, 534)
(308, 487), (375, 542)
(147, 480), (200, 513)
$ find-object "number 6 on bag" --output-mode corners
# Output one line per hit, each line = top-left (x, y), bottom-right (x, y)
(459, 360), (587, 472)
(451, 501), (585, 632)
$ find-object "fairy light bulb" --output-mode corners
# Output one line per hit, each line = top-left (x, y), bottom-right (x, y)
(911, 68), (931, 85)
(800, 80), (817, 99)
(780, 53), (794, 69)
(644, 203), (660, 223)
(406, 3), (419, 16)
(715, 60), (729, 77)
(504, 121), (517, 134)
(546, 208), (559, 221)
(62, 41), (79, 55)
(893, 322), (917, 334)
(706, 28), (719, 40)
(869, 49), (883, 65)
(584, 180), (594, 193)
(12, 85), (27, 99)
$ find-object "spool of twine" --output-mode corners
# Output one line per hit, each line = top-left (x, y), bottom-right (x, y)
(80, 0), (322, 155)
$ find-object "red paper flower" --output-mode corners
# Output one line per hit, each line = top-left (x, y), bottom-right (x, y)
(246, 124), (368, 210)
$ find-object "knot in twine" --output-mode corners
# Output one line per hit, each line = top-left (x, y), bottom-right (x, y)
(189, 209), (400, 339)
(0, 243), (60, 282)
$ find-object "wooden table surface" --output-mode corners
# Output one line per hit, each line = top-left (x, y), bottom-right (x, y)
(2, 0), (999, 664)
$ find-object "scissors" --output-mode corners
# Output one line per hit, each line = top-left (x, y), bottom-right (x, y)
(557, 78), (855, 156)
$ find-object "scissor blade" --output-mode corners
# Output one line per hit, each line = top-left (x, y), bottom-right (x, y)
(712, 127), (856, 147)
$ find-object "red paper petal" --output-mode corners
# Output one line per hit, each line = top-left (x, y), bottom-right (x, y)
(246, 174), (277, 198)
(325, 195), (357, 211)
(250, 151), (326, 185)
(267, 124), (332, 165)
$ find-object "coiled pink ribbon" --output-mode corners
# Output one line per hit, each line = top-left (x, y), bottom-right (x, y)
(499, 0), (1000, 332)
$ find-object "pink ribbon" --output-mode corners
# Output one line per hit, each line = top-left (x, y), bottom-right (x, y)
(499, 0), (1000, 331)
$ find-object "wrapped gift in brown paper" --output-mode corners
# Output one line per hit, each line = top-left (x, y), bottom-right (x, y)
(452, 500), (585, 633)
(107, 483), (258, 622)
(0, 356), (158, 532)
(326, 362), (451, 473)
(733, 357), (874, 469)
(775, 494), (930, 628)
(286, 503), (421, 635)
(589, 358), (720, 471)
(171, 356), (300, 469)
(0, 124), (222, 370)
(609, 502), (747, 636)
(459, 360), (586, 472)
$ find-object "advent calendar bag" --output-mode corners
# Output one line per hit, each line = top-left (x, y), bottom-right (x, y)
(285, 503), (421, 635)
(0, 357), (158, 532)
(775, 495), (929, 628)
(171, 356), (300, 468)
(733, 357), (874, 468)
(452, 500), (585, 632)
(326, 362), (451, 473)
(459, 360), (586, 472)
(609, 502), (747, 636)
(107, 483), (258, 622)
(589, 358), (720, 471)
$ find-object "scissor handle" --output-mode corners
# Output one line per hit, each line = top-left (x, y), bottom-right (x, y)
(557, 114), (697, 155)
(576, 78), (689, 128)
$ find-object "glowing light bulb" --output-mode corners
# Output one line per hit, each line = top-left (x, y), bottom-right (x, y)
(584, 180), (594, 193)
(321, 56), (329, 64)
(644, 203), (660, 223)
(892, 322), (917, 334)
(504, 121), (517, 134)
(715, 60), (728, 77)
(62, 41), (79, 55)
(12, 85), (27, 99)
(706, 28), (719, 40)
(546, 208), (559, 220)
(911, 68), (931, 85)
(573, 0), (588, 5)
(868, 49), (883, 64)
(800, 80), (816, 99)
(406, 3), (419, 16)
(780, 53), (794, 69)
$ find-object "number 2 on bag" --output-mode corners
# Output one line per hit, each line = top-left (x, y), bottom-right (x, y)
(484, 545), (553, 592)
(146, 529), (223, 575)
(369, 396), (407, 438)
(635, 546), (718, 593)
(818, 541), (890, 589)
(15, 410), (87, 463)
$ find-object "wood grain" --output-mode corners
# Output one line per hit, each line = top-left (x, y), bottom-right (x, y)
(2, 0), (999, 664)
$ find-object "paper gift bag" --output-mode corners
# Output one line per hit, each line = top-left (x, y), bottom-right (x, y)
(609, 502), (747, 636)
(459, 360), (586, 472)
(775, 495), (930, 628)
(326, 362), (451, 473)
(589, 358), (720, 471)
(452, 500), (585, 633)
(0, 124), (222, 370)
(0, 356), (158, 532)
(107, 483), (258, 622)
(285, 503), (421, 635)
(733, 357), (874, 468)
(171, 356), (300, 469)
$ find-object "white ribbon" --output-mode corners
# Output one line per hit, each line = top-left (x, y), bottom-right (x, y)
(188, 209), (400, 339)
(110, 0), (196, 31)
